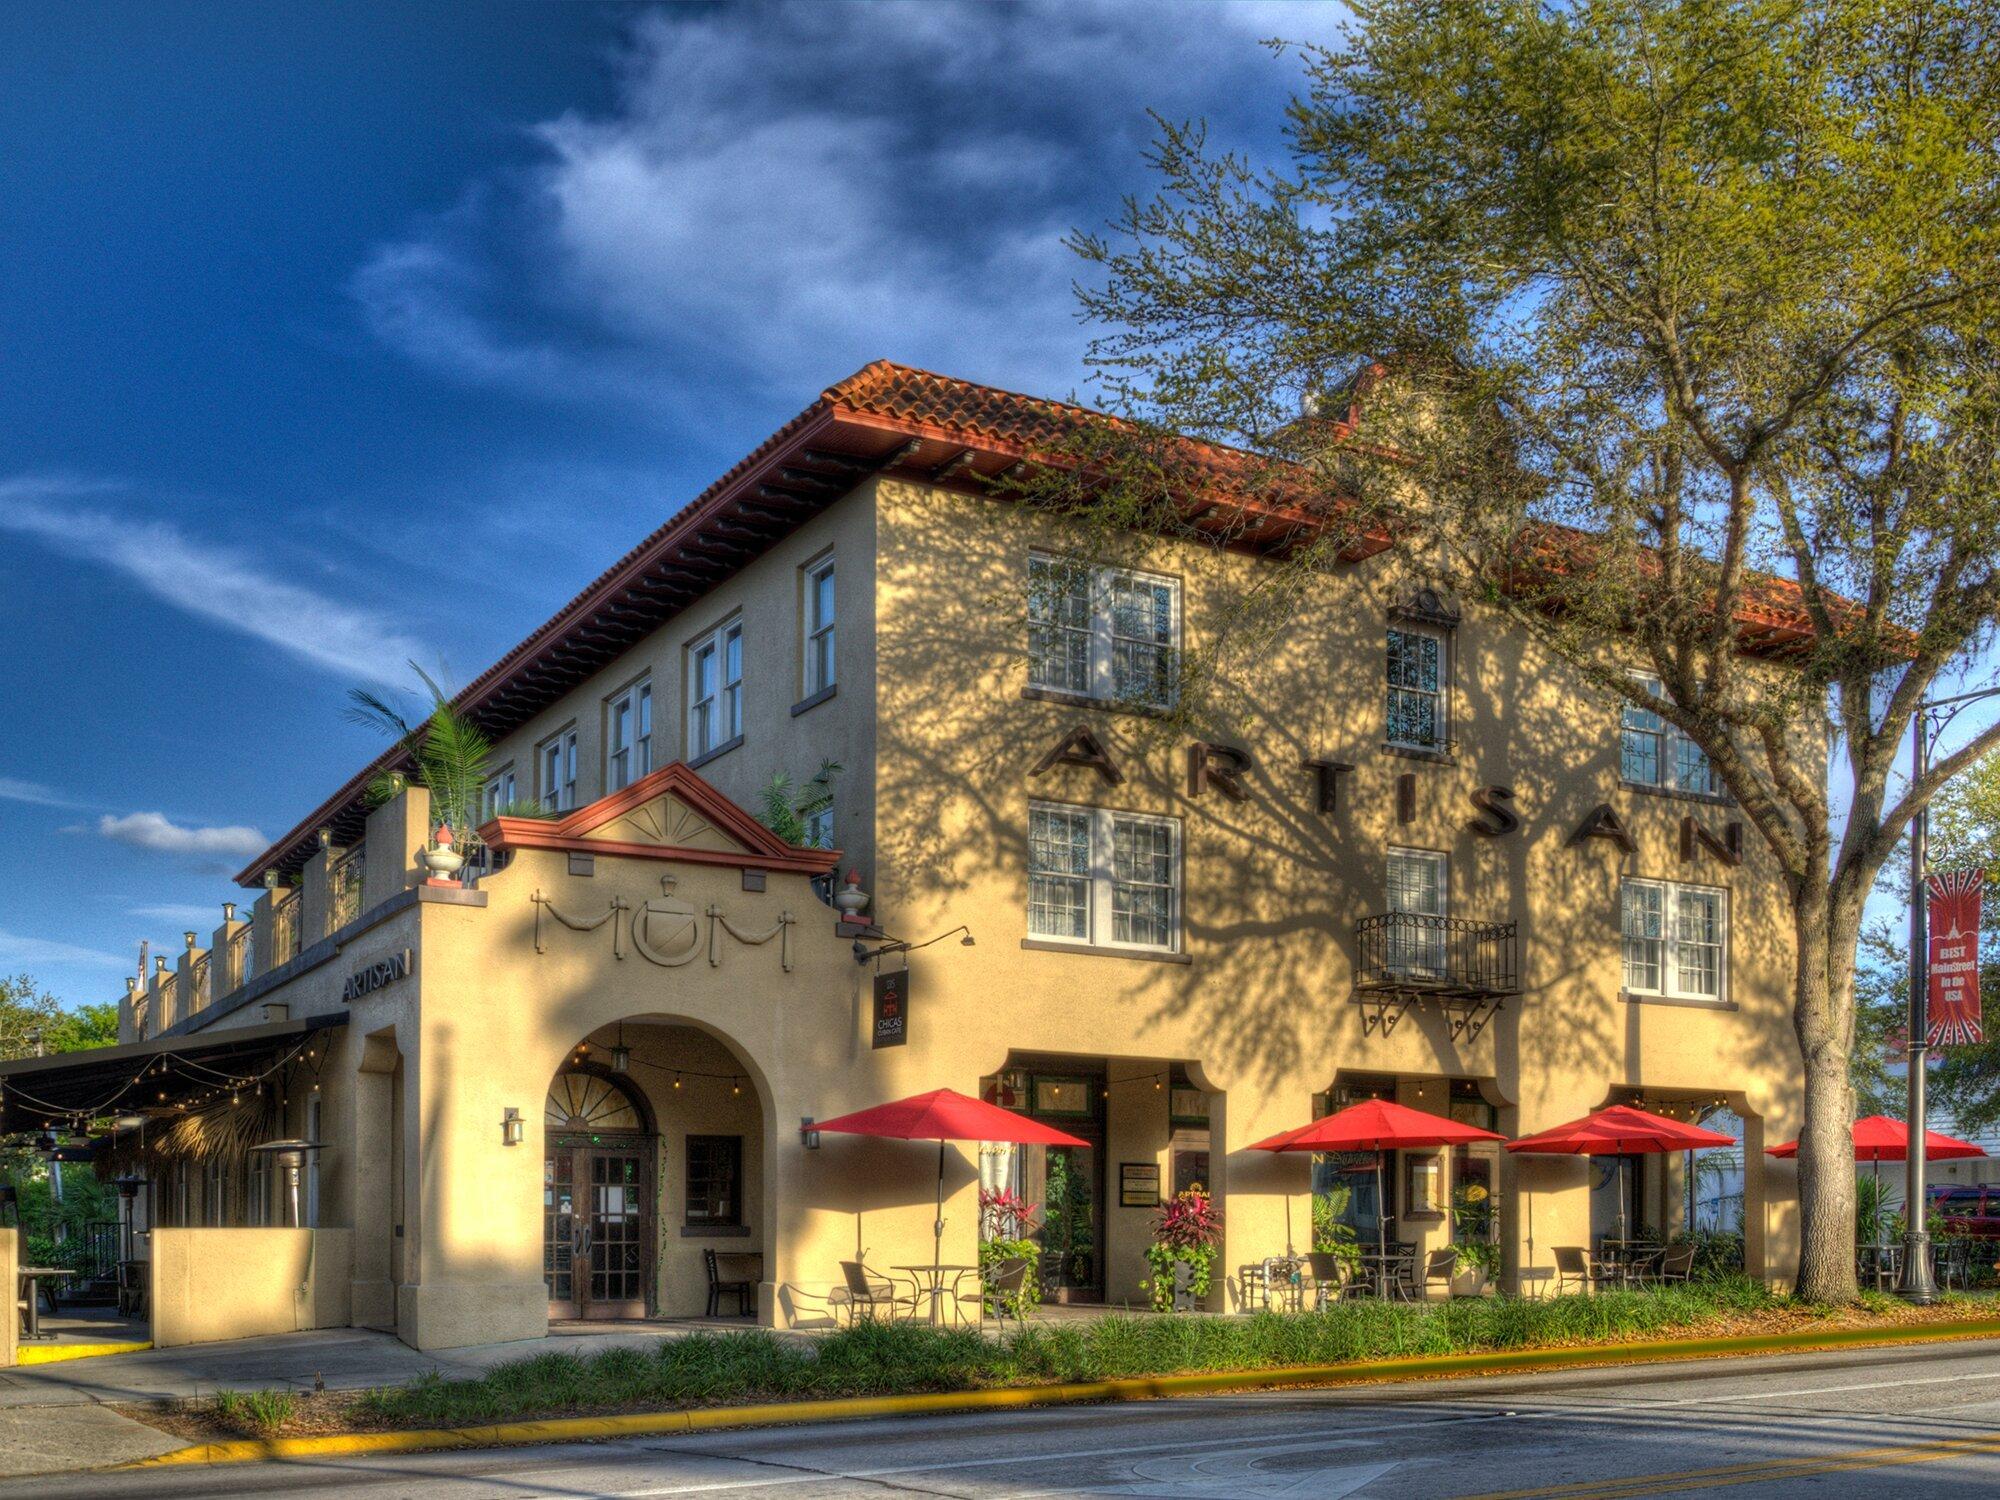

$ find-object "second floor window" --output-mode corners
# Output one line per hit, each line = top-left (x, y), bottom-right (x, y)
(1028, 554), (1179, 708)
(804, 802), (834, 850)
(804, 555), (836, 696)
(1385, 846), (1448, 977)
(1386, 625), (1447, 749)
(540, 728), (577, 812)
(689, 620), (744, 757)
(483, 766), (516, 819)
(1622, 878), (1727, 1002)
(606, 680), (652, 792)
(1621, 674), (1719, 795)
(1027, 801), (1181, 953)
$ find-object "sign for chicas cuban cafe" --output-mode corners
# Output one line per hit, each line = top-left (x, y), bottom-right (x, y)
(1927, 868), (1985, 1048)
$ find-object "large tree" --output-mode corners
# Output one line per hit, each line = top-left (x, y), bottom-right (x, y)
(1058, 0), (2000, 1297)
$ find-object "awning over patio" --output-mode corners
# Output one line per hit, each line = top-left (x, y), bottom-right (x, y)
(0, 1012), (346, 1135)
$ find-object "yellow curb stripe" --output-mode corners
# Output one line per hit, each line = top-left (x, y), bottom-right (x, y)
(16, 1340), (153, 1366)
(117, 1316), (2000, 1471)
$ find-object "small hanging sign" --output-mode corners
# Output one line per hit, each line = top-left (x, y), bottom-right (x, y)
(872, 967), (910, 1049)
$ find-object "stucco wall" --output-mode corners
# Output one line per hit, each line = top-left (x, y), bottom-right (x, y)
(150, 1228), (353, 1348)
(867, 476), (1805, 1300)
(0, 1227), (16, 1367)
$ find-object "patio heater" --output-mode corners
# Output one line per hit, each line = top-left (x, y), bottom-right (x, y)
(248, 1139), (324, 1228)
(114, 1175), (146, 1261)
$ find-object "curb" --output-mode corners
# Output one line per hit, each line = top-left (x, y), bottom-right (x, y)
(16, 1339), (153, 1367)
(122, 1316), (2000, 1469)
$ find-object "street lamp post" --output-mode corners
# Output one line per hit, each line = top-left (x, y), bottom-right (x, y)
(1900, 686), (2000, 1304)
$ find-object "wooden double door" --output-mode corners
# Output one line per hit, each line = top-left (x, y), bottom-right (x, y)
(544, 1138), (654, 1320)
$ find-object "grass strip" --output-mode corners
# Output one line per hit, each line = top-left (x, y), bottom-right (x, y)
(345, 1277), (1883, 1430)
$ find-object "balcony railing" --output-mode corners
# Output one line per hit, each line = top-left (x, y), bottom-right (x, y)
(269, 889), (302, 966)
(1355, 912), (1519, 1000)
(227, 920), (254, 990)
(328, 845), (365, 929)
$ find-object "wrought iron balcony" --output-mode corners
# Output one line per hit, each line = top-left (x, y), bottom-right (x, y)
(1354, 912), (1520, 1002)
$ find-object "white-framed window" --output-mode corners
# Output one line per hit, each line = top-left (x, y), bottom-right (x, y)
(688, 619), (744, 758)
(539, 727), (577, 812)
(1027, 553), (1180, 708)
(1386, 846), (1449, 977)
(804, 555), (836, 696)
(1622, 878), (1727, 1002)
(606, 679), (652, 792)
(1027, 800), (1181, 953)
(1620, 673), (1719, 795)
(804, 802), (834, 851)
(482, 765), (517, 820)
(1386, 624), (1447, 749)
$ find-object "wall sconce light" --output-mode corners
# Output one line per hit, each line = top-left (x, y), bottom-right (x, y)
(610, 1044), (630, 1073)
(800, 1117), (820, 1150)
(501, 1107), (523, 1147)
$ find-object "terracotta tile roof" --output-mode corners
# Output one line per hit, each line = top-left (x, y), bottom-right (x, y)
(236, 359), (1842, 884)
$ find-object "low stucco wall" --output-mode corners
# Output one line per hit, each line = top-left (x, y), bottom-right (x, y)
(0, 1226), (15, 1367)
(150, 1228), (352, 1348)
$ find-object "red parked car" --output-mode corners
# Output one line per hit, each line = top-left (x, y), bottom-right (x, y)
(1929, 1185), (2000, 1238)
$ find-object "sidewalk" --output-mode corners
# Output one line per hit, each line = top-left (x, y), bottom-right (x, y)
(0, 1320), (775, 1478)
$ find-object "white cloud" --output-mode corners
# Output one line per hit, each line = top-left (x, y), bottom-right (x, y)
(97, 812), (268, 861)
(0, 930), (129, 971)
(355, 1), (1352, 406)
(0, 477), (430, 688)
(0, 777), (83, 810)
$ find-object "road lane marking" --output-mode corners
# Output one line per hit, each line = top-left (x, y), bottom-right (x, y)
(1452, 1428), (2000, 1499)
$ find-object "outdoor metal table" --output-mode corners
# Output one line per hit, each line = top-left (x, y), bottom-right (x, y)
(1357, 1246), (1416, 1300)
(17, 1265), (68, 1341)
(895, 1264), (979, 1327)
(1599, 1240), (1664, 1288)
(1857, 1243), (1903, 1292)
(1261, 1254), (1307, 1311)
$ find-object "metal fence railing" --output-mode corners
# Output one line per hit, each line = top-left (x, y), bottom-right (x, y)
(1354, 912), (1519, 998)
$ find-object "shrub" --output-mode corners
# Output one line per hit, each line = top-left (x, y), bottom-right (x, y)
(213, 1388), (299, 1435)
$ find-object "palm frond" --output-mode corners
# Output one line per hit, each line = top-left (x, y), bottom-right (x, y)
(344, 686), (414, 741)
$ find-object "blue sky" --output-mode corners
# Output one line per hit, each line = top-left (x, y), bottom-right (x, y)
(0, 1), (1349, 1008)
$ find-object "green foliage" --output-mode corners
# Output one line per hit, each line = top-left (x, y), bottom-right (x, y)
(1854, 1173), (1898, 1245)
(1041, 1151), (1095, 1289)
(353, 1279), (1785, 1429)
(346, 662), (556, 846)
(1142, 1240), (1217, 1312)
(978, 1237), (1042, 1317)
(1311, 1186), (1362, 1271)
(754, 761), (841, 847)
(212, 1388), (300, 1435)
(1674, 1230), (1748, 1279)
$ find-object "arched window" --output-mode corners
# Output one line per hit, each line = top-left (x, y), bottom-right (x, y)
(546, 1071), (644, 1134)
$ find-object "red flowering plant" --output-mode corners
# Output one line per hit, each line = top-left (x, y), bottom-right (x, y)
(978, 1186), (1043, 1316)
(1144, 1186), (1223, 1311)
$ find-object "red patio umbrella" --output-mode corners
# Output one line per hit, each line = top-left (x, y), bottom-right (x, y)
(1507, 1105), (1736, 1253)
(1765, 1116), (1986, 1248)
(814, 1088), (1087, 1281)
(1252, 1099), (1504, 1295)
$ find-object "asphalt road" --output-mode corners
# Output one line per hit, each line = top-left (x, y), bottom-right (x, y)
(17, 1338), (2000, 1500)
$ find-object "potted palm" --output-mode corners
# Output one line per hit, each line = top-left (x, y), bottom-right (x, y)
(347, 663), (552, 880)
(1449, 1180), (1499, 1295)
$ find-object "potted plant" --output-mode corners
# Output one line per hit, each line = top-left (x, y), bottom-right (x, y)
(1449, 1181), (1498, 1296)
(977, 1185), (1042, 1317)
(1041, 1152), (1093, 1302)
(1143, 1186), (1224, 1312)
(1313, 1184), (1364, 1284)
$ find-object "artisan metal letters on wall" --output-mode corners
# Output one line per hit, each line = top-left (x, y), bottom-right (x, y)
(1187, 742), (1253, 801)
(1681, 816), (1743, 867)
(1032, 725), (1124, 786)
(1467, 785), (1520, 837)
(1568, 803), (1637, 852)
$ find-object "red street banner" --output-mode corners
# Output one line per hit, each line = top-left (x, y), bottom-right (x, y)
(1927, 868), (1985, 1048)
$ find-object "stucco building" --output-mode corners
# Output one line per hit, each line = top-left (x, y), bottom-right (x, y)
(1, 363), (1812, 1352)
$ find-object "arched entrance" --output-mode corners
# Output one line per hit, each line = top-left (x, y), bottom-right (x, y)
(544, 1068), (655, 1320)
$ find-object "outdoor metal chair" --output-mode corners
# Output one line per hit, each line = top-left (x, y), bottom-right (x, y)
(704, 1249), (761, 1318)
(1652, 1243), (1696, 1287)
(834, 1260), (919, 1324)
(1421, 1247), (1460, 1300)
(1307, 1252), (1367, 1308)
(1553, 1246), (1615, 1296)
(956, 1257), (1030, 1330)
